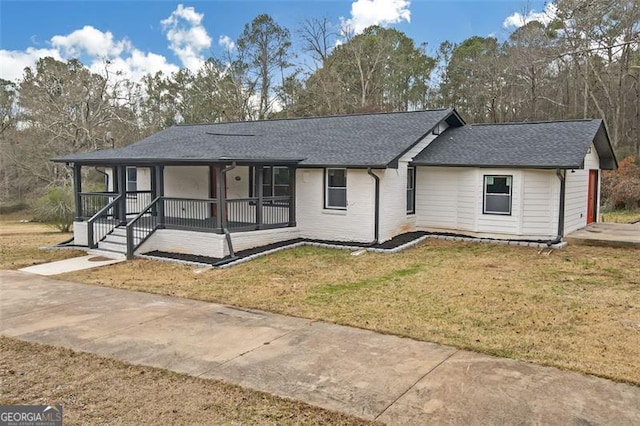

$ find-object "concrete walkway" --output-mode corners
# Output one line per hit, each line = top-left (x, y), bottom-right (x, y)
(1, 270), (638, 425)
(566, 222), (640, 248)
(19, 254), (125, 276)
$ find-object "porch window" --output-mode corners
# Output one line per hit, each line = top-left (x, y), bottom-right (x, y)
(484, 175), (512, 215)
(251, 166), (290, 197)
(325, 168), (347, 209)
(126, 167), (137, 192)
(407, 166), (415, 214)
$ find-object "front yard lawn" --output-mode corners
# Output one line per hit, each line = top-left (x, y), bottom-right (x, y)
(58, 238), (640, 385)
(0, 212), (84, 269)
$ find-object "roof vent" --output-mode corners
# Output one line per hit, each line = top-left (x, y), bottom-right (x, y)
(206, 132), (256, 137)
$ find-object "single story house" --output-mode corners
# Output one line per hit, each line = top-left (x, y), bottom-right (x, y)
(54, 108), (617, 259)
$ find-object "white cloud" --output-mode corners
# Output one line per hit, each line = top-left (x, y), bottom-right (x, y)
(218, 35), (236, 52)
(340, 0), (411, 35)
(88, 49), (179, 84)
(503, 3), (558, 29)
(0, 47), (63, 82)
(0, 22), (180, 84)
(161, 4), (212, 71)
(51, 25), (130, 58)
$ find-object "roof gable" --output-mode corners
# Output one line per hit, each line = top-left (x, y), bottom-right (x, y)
(412, 119), (617, 170)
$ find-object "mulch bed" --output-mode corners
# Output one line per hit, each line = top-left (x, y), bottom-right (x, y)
(306, 231), (428, 250)
(144, 238), (305, 266)
(142, 232), (431, 266)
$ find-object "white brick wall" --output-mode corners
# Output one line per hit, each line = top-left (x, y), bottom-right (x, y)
(295, 168), (375, 242)
(73, 221), (88, 246)
(138, 227), (300, 258)
(226, 166), (250, 198)
(377, 128), (445, 242)
(164, 166), (210, 199)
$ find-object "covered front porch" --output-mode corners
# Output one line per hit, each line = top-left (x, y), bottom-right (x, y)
(70, 161), (298, 258)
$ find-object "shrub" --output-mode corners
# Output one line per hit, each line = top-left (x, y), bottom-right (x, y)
(601, 157), (640, 210)
(33, 185), (75, 232)
(0, 202), (28, 215)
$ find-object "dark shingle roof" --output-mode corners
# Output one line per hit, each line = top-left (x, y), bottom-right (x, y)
(412, 119), (617, 170)
(56, 109), (460, 167)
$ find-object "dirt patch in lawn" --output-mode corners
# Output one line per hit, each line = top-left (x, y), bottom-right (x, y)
(0, 337), (372, 425)
(60, 239), (640, 385)
(0, 212), (85, 269)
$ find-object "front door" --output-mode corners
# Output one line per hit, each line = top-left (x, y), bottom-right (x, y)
(587, 170), (598, 224)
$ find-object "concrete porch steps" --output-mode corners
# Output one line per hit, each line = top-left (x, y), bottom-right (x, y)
(94, 224), (151, 258)
(96, 226), (129, 256)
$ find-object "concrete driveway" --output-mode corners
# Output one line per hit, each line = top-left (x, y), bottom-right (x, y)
(1, 270), (639, 424)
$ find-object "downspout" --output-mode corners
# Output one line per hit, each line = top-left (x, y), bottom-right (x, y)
(548, 168), (566, 246)
(367, 168), (380, 245)
(220, 162), (237, 259)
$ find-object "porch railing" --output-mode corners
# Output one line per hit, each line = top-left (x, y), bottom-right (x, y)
(78, 191), (152, 219)
(126, 190), (153, 215)
(226, 196), (291, 231)
(126, 197), (161, 259)
(121, 195), (294, 259)
(87, 194), (123, 248)
(79, 192), (118, 220)
(162, 197), (218, 231)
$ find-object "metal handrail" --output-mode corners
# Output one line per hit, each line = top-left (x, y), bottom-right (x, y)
(79, 191), (119, 195)
(87, 194), (123, 248)
(125, 196), (161, 259)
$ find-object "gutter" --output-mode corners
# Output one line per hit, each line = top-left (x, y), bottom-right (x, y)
(367, 168), (380, 245)
(220, 162), (237, 259)
(548, 168), (566, 246)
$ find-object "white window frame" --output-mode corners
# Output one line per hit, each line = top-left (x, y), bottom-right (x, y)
(483, 175), (512, 215)
(126, 166), (137, 193)
(406, 166), (416, 214)
(325, 168), (347, 210)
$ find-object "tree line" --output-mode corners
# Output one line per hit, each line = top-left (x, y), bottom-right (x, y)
(1, 0), (638, 206)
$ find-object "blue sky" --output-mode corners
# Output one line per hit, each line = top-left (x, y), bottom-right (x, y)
(0, 0), (554, 83)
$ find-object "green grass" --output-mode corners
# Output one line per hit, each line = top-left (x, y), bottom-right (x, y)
(601, 209), (640, 223)
(38, 227), (640, 386)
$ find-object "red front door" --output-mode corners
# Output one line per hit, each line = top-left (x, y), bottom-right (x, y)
(587, 170), (598, 224)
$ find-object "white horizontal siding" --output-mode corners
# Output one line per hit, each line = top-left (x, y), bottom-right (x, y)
(564, 144), (600, 235)
(521, 170), (558, 237)
(416, 167), (559, 239)
(415, 167), (459, 229)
